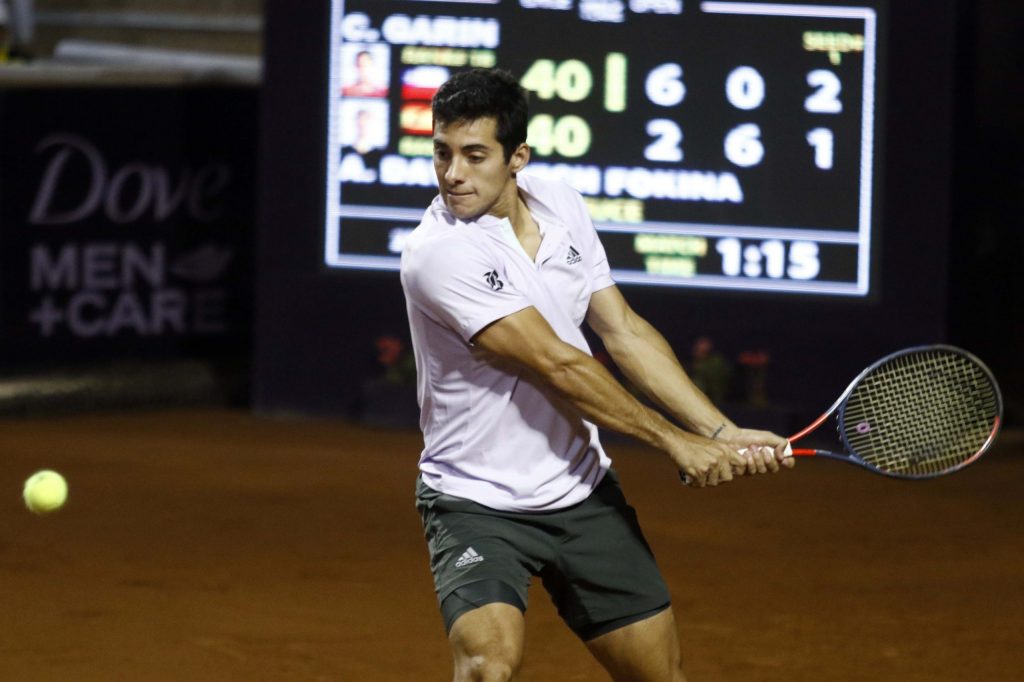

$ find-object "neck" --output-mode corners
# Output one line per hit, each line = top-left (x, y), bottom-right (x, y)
(487, 187), (536, 240)
(485, 179), (520, 221)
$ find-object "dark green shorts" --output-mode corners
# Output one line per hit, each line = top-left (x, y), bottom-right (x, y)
(416, 469), (671, 641)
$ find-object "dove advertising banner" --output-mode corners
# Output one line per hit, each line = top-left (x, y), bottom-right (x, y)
(0, 88), (257, 366)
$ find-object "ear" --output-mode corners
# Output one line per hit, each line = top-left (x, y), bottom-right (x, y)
(509, 143), (530, 174)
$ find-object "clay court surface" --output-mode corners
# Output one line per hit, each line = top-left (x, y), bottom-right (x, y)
(2, 409), (1021, 681)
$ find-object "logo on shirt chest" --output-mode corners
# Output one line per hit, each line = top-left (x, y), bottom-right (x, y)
(484, 270), (504, 291)
(566, 245), (582, 265)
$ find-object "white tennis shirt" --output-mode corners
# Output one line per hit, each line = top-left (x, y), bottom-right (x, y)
(400, 173), (615, 512)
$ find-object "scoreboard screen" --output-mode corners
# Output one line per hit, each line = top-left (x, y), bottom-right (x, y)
(325, 0), (883, 296)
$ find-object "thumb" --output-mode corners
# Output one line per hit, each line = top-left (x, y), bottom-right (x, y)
(727, 446), (749, 473)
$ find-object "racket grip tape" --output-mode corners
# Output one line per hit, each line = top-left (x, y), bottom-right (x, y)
(679, 443), (793, 484)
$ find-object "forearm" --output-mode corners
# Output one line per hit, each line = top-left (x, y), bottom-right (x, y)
(472, 305), (700, 453)
(535, 345), (694, 452)
(602, 316), (733, 438)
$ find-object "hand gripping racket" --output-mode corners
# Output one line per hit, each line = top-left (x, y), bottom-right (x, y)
(684, 345), (1003, 482)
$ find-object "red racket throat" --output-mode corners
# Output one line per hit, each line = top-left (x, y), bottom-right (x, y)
(788, 410), (833, 457)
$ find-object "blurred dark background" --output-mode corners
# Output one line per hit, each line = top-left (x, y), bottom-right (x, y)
(0, 0), (1020, 432)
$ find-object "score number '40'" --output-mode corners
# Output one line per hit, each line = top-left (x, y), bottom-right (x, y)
(521, 56), (627, 158)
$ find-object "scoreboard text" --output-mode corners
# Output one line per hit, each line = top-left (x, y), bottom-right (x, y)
(325, 0), (882, 296)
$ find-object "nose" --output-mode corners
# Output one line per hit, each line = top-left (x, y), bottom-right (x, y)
(444, 156), (466, 186)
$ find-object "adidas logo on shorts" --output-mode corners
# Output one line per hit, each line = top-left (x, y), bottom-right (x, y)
(454, 547), (484, 568)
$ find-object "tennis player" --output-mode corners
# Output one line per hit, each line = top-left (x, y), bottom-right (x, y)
(400, 68), (794, 682)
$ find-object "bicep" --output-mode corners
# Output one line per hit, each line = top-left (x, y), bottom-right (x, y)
(585, 285), (639, 342)
(403, 239), (530, 343)
(586, 285), (673, 370)
(473, 306), (574, 375)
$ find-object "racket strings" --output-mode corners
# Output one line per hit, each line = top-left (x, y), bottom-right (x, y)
(840, 350), (1000, 476)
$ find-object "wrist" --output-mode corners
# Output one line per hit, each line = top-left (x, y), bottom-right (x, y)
(697, 419), (734, 440)
(642, 410), (684, 452)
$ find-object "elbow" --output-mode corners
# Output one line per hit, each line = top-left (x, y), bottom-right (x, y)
(532, 344), (585, 388)
(600, 332), (636, 366)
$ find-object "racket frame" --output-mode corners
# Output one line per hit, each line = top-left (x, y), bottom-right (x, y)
(788, 344), (1003, 479)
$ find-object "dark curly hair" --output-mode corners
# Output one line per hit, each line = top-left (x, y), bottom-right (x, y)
(431, 68), (529, 162)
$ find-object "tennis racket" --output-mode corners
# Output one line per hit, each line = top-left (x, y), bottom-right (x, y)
(684, 345), (1003, 482)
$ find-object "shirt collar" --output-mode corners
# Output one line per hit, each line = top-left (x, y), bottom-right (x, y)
(428, 185), (568, 246)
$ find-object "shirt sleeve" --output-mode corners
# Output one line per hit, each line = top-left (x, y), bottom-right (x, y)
(571, 193), (615, 292)
(402, 236), (532, 343)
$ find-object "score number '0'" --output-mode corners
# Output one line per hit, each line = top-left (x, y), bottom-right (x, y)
(521, 57), (844, 169)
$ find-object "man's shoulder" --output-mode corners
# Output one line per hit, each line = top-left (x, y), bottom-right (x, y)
(518, 173), (591, 231)
(402, 206), (485, 273)
(518, 172), (583, 205)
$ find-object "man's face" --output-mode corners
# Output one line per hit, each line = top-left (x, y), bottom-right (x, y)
(356, 110), (372, 133)
(356, 52), (374, 79)
(432, 117), (527, 221)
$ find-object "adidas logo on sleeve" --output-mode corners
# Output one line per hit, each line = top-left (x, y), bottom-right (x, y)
(454, 547), (484, 568)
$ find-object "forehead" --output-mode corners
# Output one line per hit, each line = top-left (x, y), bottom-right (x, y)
(433, 117), (501, 148)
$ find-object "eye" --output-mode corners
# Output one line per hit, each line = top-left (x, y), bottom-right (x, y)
(468, 155), (486, 164)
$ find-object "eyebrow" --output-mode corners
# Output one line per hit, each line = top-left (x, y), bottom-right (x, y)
(433, 140), (493, 154)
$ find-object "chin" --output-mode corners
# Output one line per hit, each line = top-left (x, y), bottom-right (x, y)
(445, 199), (481, 220)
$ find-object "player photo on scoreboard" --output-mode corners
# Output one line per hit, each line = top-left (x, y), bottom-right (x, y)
(339, 99), (390, 155)
(340, 43), (391, 98)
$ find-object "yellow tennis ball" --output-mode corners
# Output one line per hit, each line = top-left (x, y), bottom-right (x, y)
(23, 470), (68, 515)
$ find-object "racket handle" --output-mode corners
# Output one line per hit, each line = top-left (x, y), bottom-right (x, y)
(679, 443), (793, 485)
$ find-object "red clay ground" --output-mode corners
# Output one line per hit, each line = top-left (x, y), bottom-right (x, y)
(2, 410), (1022, 681)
